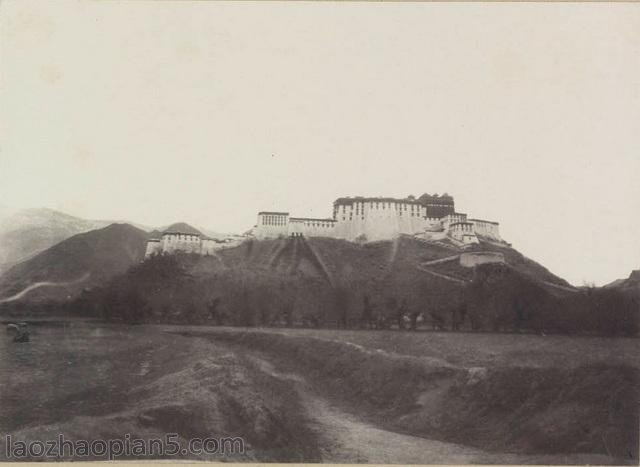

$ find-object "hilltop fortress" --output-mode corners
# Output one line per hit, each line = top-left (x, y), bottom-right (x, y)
(254, 193), (501, 245)
(145, 193), (503, 258)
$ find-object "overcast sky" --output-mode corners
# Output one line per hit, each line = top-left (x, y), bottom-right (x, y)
(1, 1), (638, 286)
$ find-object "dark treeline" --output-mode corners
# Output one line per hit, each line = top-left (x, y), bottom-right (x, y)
(465, 263), (638, 336)
(60, 254), (639, 337)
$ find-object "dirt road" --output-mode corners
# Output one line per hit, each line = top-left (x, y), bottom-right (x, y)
(247, 354), (599, 465)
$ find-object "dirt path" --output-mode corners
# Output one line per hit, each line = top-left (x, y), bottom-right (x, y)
(245, 352), (616, 465)
(249, 355), (487, 464)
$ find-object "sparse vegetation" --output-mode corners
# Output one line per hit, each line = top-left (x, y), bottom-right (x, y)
(179, 327), (640, 462)
(65, 237), (638, 337)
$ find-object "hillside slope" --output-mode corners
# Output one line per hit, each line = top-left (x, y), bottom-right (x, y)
(83, 235), (592, 333)
(215, 235), (571, 296)
(0, 223), (149, 303)
(0, 208), (111, 273)
(467, 240), (573, 288)
(220, 236), (568, 281)
(607, 270), (640, 297)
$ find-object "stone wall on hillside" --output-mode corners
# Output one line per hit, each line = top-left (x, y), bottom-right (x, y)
(469, 218), (501, 240)
(145, 239), (162, 257)
(459, 251), (505, 268)
(289, 218), (336, 237)
(161, 233), (202, 254)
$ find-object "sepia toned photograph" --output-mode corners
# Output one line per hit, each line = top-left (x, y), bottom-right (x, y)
(0, 0), (638, 465)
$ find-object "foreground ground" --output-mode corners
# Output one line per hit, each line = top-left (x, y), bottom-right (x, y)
(1, 320), (638, 463)
(189, 325), (640, 369)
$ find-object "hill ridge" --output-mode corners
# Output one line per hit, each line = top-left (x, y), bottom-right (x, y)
(0, 222), (149, 303)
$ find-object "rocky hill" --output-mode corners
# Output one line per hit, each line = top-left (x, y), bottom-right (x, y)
(0, 223), (150, 303)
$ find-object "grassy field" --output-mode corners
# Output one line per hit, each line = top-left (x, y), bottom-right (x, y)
(169, 325), (640, 369)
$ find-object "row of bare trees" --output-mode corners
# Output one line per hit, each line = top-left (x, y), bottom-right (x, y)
(70, 254), (638, 336)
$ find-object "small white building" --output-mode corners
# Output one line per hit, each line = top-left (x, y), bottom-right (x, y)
(145, 223), (240, 258)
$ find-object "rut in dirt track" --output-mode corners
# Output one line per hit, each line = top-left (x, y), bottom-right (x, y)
(247, 354), (517, 464)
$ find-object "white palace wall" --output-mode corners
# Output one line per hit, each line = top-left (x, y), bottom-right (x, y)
(252, 195), (502, 244)
(255, 212), (289, 239)
(145, 239), (162, 257)
(145, 234), (244, 258)
(202, 238), (222, 255)
(289, 218), (336, 237)
(332, 200), (432, 241)
(459, 251), (505, 268)
(442, 213), (468, 230)
(469, 219), (500, 240)
(450, 222), (480, 244)
(161, 233), (202, 254)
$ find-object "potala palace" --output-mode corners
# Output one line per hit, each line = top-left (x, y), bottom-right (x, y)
(145, 193), (502, 257)
(254, 193), (501, 244)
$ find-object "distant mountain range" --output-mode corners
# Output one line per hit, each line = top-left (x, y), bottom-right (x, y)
(0, 208), (111, 273)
